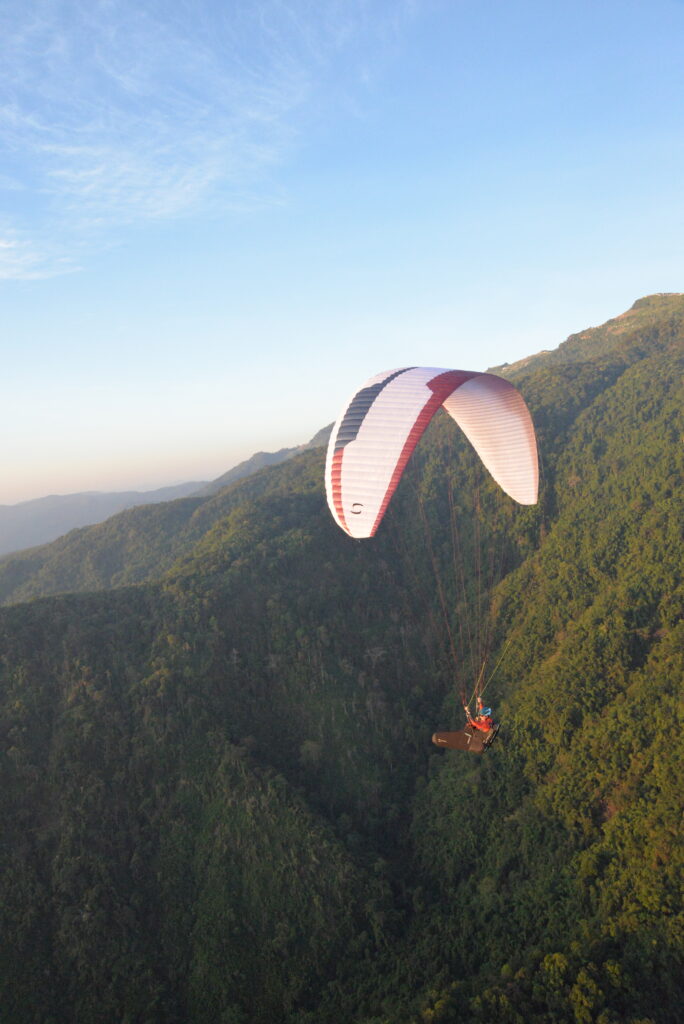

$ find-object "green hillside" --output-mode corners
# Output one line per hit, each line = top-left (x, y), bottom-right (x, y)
(0, 457), (322, 606)
(0, 295), (682, 1023)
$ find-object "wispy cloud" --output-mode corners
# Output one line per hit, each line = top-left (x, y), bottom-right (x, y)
(0, 0), (417, 277)
(0, 229), (78, 280)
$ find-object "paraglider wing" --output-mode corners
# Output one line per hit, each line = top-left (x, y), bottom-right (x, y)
(442, 373), (538, 506)
(325, 366), (538, 539)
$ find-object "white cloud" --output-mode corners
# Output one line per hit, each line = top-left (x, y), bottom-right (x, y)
(0, 229), (78, 280)
(0, 0), (418, 277)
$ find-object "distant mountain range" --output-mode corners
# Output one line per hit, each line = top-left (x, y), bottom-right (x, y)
(0, 425), (333, 558)
(0, 482), (207, 558)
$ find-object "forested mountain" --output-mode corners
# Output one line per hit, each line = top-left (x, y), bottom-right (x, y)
(1, 295), (682, 1023)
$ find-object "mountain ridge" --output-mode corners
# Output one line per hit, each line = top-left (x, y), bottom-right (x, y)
(0, 425), (332, 561)
(0, 481), (208, 558)
(1, 293), (680, 608)
(196, 423), (332, 496)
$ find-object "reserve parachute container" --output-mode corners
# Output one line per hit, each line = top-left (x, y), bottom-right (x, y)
(325, 367), (538, 538)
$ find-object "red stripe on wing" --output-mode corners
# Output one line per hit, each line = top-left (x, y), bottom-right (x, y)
(330, 447), (349, 534)
(368, 370), (477, 536)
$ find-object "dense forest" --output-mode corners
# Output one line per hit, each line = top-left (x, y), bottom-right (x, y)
(1, 294), (682, 1023)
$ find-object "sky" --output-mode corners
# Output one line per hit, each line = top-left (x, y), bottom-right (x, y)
(2, 0), (684, 505)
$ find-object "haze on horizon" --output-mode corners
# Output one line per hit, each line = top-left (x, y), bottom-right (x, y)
(3, 0), (684, 506)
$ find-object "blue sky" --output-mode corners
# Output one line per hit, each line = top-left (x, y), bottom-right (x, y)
(3, 0), (683, 504)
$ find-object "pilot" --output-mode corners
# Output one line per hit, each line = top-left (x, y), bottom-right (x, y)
(464, 696), (495, 732)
